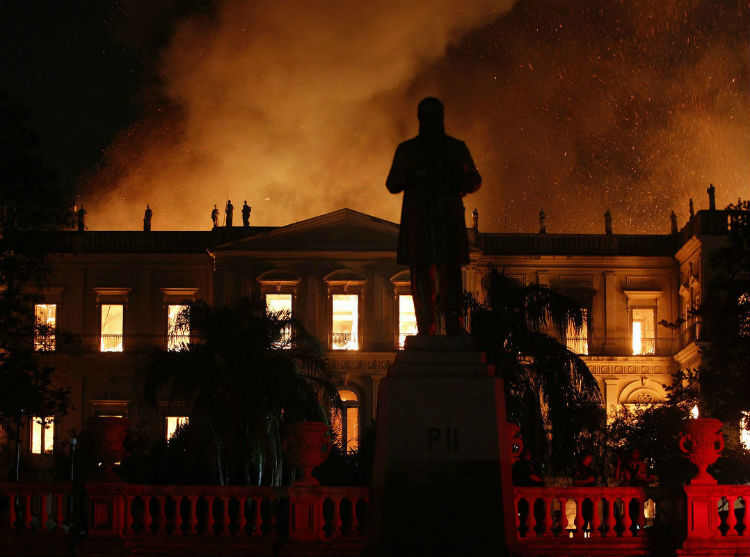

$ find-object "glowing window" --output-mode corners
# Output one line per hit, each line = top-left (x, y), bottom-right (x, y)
(740, 412), (750, 451)
(166, 416), (189, 440)
(167, 304), (189, 351)
(565, 309), (588, 355)
(100, 304), (124, 352)
(631, 308), (655, 355)
(398, 295), (418, 349)
(31, 416), (54, 454)
(266, 294), (293, 348)
(331, 389), (359, 453)
(34, 304), (57, 352)
(266, 293), (292, 315)
(332, 294), (358, 350)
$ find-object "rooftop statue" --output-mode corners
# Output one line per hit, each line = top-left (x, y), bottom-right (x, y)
(242, 201), (251, 228)
(225, 200), (234, 227)
(604, 208), (613, 235)
(76, 205), (86, 232)
(707, 183), (716, 211)
(143, 205), (152, 232)
(386, 97), (481, 335)
(670, 210), (678, 235)
(538, 209), (546, 234)
(211, 205), (219, 228)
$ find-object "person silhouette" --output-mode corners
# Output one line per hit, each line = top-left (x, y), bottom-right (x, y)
(211, 205), (219, 228)
(143, 205), (152, 232)
(225, 200), (234, 227)
(386, 97), (481, 336)
(241, 201), (251, 228)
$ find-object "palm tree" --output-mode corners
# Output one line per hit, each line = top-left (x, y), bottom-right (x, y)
(468, 268), (602, 474)
(142, 297), (339, 486)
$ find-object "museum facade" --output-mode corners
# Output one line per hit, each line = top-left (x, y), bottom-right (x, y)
(14, 206), (728, 465)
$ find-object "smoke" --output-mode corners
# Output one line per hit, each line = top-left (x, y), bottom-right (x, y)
(86, 0), (748, 233)
(85, 0), (514, 230)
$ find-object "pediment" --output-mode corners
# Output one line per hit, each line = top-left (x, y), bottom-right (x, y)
(210, 209), (399, 253)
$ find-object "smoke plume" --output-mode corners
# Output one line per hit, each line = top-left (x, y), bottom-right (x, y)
(86, 0), (748, 233)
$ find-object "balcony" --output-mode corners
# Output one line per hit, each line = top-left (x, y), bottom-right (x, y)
(563, 337), (675, 357)
(35, 334), (198, 354)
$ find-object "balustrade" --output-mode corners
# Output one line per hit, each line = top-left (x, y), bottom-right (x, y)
(83, 483), (368, 543)
(0, 482), (72, 534)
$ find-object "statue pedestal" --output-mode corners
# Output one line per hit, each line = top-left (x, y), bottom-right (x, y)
(367, 336), (514, 556)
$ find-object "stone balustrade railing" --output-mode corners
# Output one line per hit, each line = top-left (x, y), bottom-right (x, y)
(86, 483), (368, 542)
(512, 484), (749, 556)
(1, 481), (73, 535)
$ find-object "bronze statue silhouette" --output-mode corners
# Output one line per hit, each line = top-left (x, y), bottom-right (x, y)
(242, 201), (251, 228)
(76, 205), (86, 232)
(670, 211), (678, 234)
(143, 205), (152, 232)
(211, 205), (219, 228)
(707, 183), (716, 210)
(225, 200), (234, 227)
(539, 209), (546, 234)
(386, 97), (481, 336)
(472, 208), (479, 231)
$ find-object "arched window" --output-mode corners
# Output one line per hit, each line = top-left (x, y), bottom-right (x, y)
(332, 389), (360, 453)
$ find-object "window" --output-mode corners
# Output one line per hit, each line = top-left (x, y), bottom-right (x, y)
(100, 304), (124, 352)
(34, 304), (57, 351)
(398, 295), (418, 349)
(332, 389), (359, 453)
(31, 416), (54, 454)
(331, 294), (359, 350)
(166, 416), (189, 440)
(631, 308), (656, 355)
(565, 309), (588, 355)
(167, 304), (189, 351)
(266, 293), (293, 348)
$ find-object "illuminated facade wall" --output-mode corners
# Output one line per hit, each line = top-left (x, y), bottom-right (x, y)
(16, 208), (733, 462)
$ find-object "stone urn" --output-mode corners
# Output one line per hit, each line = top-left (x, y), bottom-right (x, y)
(679, 418), (725, 485)
(282, 422), (332, 486)
(87, 417), (129, 482)
(507, 423), (523, 464)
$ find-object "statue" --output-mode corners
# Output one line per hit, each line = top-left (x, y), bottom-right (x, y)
(670, 210), (678, 234)
(538, 209), (546, 234)
(604, 208), (613, 235)
(689, 198), (694, 218)
(143, 205), (152, 232)
(472, 208), (479, 231)
(386, 97), (481, 336)
(241, 201), (251, 228)
(707, 183), (716, 210)
(76, 205), (86, 232)
(211, 205), (219, 228)
(225, 200), (234, 227)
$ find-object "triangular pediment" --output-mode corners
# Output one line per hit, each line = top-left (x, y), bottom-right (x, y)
(210, 209), (399, 253)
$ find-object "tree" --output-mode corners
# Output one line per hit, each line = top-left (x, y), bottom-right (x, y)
(468, 268), (603, 475)
(0, 98), (72, 480)
(138, 298), (339, 486)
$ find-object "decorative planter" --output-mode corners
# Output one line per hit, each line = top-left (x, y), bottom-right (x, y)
(282, 421), (332, 486)
(679, 418), (724, 485)
(87, 417), (129, 482)
(507, 423), (523, 464)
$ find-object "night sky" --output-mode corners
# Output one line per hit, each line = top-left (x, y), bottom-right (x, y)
(2, 1), (748, 233)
